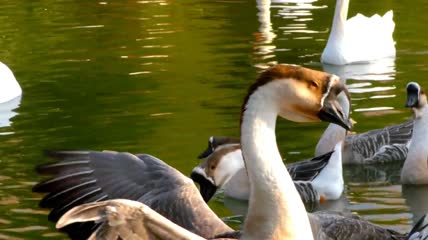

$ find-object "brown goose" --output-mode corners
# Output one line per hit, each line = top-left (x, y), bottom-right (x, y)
(33, 65), (428, 240)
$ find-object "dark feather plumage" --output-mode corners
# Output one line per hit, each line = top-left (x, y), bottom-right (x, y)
(33, 151), (232, 240)
(287, 150), (334, 181)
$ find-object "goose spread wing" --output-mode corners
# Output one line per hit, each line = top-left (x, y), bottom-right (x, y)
(56, 199), (207, 240)
(287, 151), (334, 181)
(33, 151), (232, 239)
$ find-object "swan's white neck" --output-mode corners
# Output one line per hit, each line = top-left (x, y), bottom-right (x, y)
(329, 0), (349, 41)
(240, 84), (313, 240)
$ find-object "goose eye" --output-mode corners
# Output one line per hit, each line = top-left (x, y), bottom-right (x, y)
(210, 165), (215, 170)
(309, 81), (319, 89)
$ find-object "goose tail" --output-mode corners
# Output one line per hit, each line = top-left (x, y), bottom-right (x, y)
(407, 213), (428, 240)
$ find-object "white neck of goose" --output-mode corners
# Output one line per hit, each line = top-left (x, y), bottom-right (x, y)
(315, 91), (349, 156)
(402, 98), (428, 184)
(329, 0), (349, 42)
(240, 82), (314, 240)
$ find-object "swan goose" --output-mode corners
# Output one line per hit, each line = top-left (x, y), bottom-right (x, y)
(191, 140), (343, 204)
(321, 0), (396, 65)
(33, 65), (428, 240)
(401, 82), (428, 184)
(0, 62), (21, 103)
(316, 121), (412, 164)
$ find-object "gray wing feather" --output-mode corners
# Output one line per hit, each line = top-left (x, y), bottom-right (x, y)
(364, 144), (409, 164)
(309, 211), (407, 240)
(287, 151), (334, 181)
(345, 120), (413, 163)
(33, 151), (232, 239)
(294, 181), (319, 211)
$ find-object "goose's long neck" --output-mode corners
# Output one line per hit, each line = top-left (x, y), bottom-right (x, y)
(402, 106), (428, 183)
(330, 0), (349, 39)
(315, 92), (349, 156)
(240, 89), (313, 240)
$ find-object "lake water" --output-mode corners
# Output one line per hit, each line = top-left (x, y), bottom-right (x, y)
(1, 0), (428, 238)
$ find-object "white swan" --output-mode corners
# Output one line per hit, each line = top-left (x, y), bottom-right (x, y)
(321, 0), (396, 65)
(0, 62), (22, 103)
(191, 140), (343, 204)
(401, 82), (428, 184)
(33, 65), (427, 240)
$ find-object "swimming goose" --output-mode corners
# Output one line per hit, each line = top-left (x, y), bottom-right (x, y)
(200, 95), (412, 166)
(0, 62), (22, 103)
(401, 82), (428, 184)
(191, 141), (343, 205)
(321, 0), (395, 65)
(34, 65), (427, 240)
(315, 91), (413, 164)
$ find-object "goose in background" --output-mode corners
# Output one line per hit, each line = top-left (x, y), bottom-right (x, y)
(321, 0), (395, 65)
(191, 141), (343, 205)
(33, 65), (428, 240)
(0, 62), (22, 103)
(315, 90), (413, 164)
(401, 82), (428, 184)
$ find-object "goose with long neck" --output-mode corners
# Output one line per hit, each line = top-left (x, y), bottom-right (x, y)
(321, 0), (395, 65)
(401, 82), (428, 184)
(240, 65), (350, 239)
(34, 65), (428, 240)
(315, 92), (412, 164)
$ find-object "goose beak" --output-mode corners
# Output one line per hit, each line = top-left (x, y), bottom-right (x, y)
(318, 92), (352, 131)
(198, 147), (213, 159)
(190, 172), (218, 202)
(405, 91), (419, 108)
(405, 82), (421, 108)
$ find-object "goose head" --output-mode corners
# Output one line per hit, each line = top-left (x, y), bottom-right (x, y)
(191, 143), (242, 202)
(197, 136), (240, 159)
(242, 64), (352, 129)
(406, 82), (427, 118)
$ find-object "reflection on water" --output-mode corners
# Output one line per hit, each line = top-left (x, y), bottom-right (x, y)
(323, 58), (396, 81)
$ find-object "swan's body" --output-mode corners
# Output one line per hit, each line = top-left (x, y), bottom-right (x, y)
(401, 82), (428, 184)
(321, 0), (395, 65)
(33, 65), (428, 240)
(0, 62), (21, 103)
(191, 141), (343, 204)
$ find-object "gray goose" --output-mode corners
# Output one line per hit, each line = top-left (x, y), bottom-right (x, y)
(33, 65), (428, 240)
(315, 93), (412, 164)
